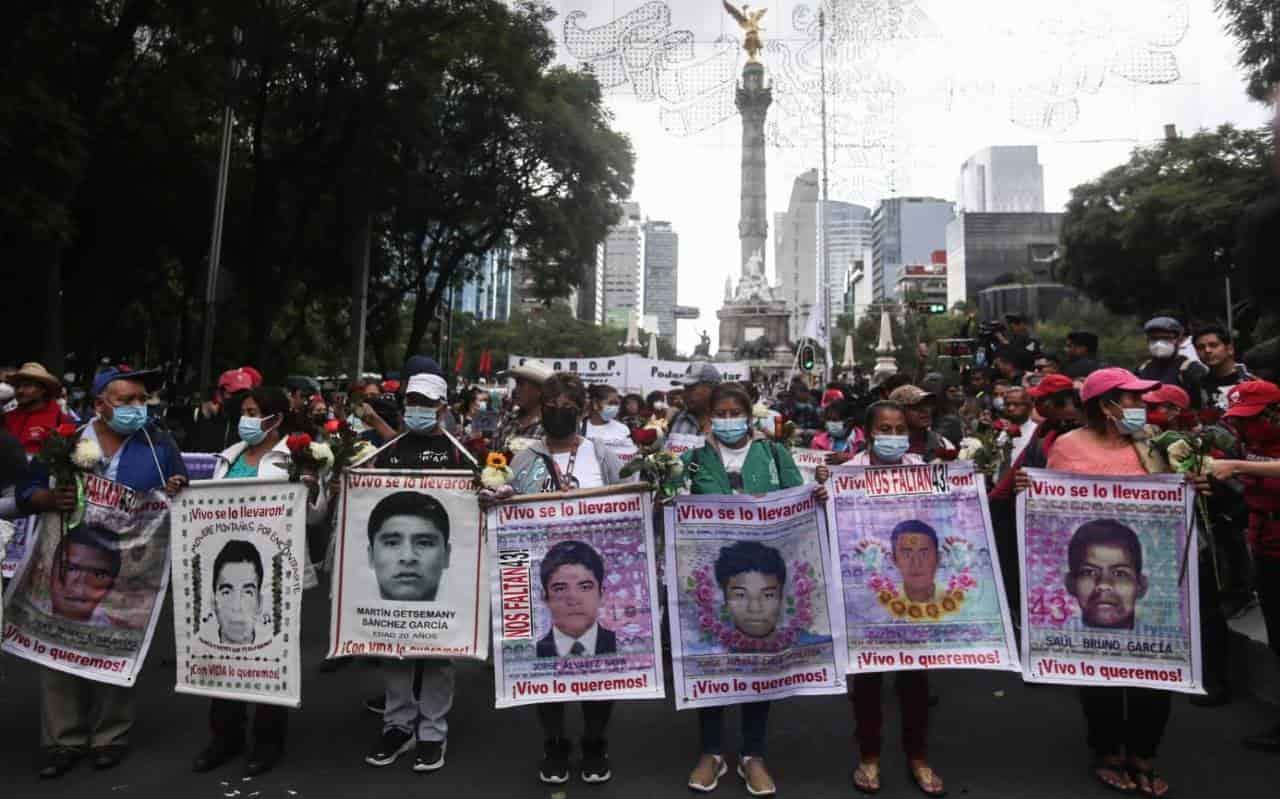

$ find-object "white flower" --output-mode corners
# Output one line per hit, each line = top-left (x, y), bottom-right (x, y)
(480, 465), (513, 490)
(957, 437), (984, 461)
(752, 403), (770, 419)
(508, 437), (534, 454)
(1166, 439), (1193, 470)
(71, 439), (103, 470)
(308, 442), (335, 467)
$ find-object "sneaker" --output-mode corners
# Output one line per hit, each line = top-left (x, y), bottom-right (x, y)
(365, 695), (385, 714)
(365, 728), (414, 767)
(737, 756), (777, 797)
(688, 753), (728, 792)
(580, 737), (611, 784)
(412, 740), (446, 773)
(38, 748), (81, 780)
(539, 737), (571, 784)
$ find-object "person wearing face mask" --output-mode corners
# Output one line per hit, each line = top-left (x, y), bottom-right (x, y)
(504, 372), (626, 785)
(670, 382), (828, 798)
(1138, 317), (1208, 410)
(582, 385), (636, 462)
(372, 374), (468, 470)
(812, 399), (864, 459)
(845, 401), (943, 797)
(19, 366), (188, 778)
(1021, 367), (1194, 797)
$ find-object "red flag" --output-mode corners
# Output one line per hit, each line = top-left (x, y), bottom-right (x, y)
(454, 345), (465, 374)
(479, 350), (492, 375)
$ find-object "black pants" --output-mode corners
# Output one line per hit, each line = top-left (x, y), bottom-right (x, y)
(210, 699), (287, 751)
(1198, 551), (1230, 692)
(1259, 557), (1280, 659)
(1078, 687), (1171, 759)
(989, 498), (1021, 641)
(536, 701), (613, 741)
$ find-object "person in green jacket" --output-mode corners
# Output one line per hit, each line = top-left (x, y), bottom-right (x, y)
(678, 382), (828, 798)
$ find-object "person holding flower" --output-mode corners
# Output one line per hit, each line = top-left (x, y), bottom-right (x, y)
(847, 401), (943, 797)
(671, 382), (828, 798)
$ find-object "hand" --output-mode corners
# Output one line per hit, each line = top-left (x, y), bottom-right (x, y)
(1013, 469), (1031, 493)
(165, 475), (188, 497)
(1189, 472), (1213, 497)
(815, 465), (830, 483)
(812, 484), (829, 503)
(1209, 460), (1237, 481)
(327, 476), (342, 497)
(826, 452), (852, 466)
(52, 484), (78, 512)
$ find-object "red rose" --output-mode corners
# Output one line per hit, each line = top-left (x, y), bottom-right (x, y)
(323, 419), (341, 434)
(285, 433), (312, 454)
(1006, 424), (1022, 438)
(56, 423), (78, 437)
(1173, 412), (1199, 431)
(1197, 409), (1222, 425)
(992, 419), (1008, 432)
(631, 428), (658, 446)
(934, 447), (959, 462)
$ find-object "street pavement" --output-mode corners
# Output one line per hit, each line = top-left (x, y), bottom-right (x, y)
(1, 598), (1276, 798)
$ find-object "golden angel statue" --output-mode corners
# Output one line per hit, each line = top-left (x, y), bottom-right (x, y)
(722, 1), (767, 63)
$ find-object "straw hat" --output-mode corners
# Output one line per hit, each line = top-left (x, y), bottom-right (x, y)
(11, 362), (61, 391)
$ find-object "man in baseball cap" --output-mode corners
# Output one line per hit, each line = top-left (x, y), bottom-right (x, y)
(1138, 317), (1207, 408)
(1141, 384), (1191, 431)
(886, 385), (953, 462)
(669, 363), (721, 438)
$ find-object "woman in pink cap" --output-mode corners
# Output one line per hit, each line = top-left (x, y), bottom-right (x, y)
(1035, 367), (1175, 796)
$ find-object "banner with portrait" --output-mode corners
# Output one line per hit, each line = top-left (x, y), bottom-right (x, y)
(487, 484), (664, 708)
(790, 448), (829, 483)
(329, 469), (487, 661)
(665, 485), (847, 710)
(2, 515), (38, 579)
(829, 462), (1019, 675)
(170, 479), (307, 707)
(1017, 469), (1201, 693)
(2, 474), (171, 686)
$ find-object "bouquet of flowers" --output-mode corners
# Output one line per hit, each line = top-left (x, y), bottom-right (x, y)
(322, 419), (376, 474)
(1148, 423), (1237, 583)
(480, 452), (514, 490)
(35, 423), (99, 529)
(620, 423), (685, 499)
(285, 432), (335, 482)
(956, 418), (1017, 481)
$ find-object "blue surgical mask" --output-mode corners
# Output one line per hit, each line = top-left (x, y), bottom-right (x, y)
(601, 405), (620, 422)
(404, 406), (438, 433)
(872, 434), (910, 462)
(238, 416), (273, 446)
(105, 404), (147, 436)
(712, 417), (750, 444)
(1113, 405), (1147, 436)
(825, 421), (847, 438)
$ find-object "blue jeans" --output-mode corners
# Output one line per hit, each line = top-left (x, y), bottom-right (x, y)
(699, 702), (770, 757)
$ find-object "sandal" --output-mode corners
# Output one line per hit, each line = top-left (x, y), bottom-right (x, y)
(1093, 756), (1136, 794)
(1129, 764), (1169, 798)
(907, 762), (946, 797)
(853, 761), (881, 794)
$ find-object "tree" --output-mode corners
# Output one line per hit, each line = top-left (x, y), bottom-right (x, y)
(1057, 125), (1271, 324)
(447, 306), (631, 378)
(1217, 1), (1280, 102)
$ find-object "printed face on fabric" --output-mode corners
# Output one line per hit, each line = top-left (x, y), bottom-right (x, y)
(368, 513), (451, 602)
(212, 540), (264, 646)
(51, 542), (116, 621)
(725, 571), (782, 638)
(892, 532), (940, 603)
(545, 563), (602, 638)
(1065, 521), (1148, 630)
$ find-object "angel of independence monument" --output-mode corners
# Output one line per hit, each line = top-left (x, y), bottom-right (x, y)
(715, 4), (791, 372)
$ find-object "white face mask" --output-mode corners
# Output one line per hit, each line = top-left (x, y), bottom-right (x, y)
(1148, 340), (1177, 359)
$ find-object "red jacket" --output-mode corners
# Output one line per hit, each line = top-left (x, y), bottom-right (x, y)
(3, 400), (72, 455)
(1242, 442), (1280, 560)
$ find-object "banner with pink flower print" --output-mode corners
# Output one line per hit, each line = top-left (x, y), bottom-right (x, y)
(1017, 469), (1201, 693)
(664, 485), (848, 710)
(828, 462), (1020, 675)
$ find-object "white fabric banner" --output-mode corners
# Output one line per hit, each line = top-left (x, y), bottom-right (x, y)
(790, 448), (829, 483)
(170, 479), (307, 707)
(2, 515), (39, 579)
(507, 355), (751, 397)
(329, 470), (488, 661)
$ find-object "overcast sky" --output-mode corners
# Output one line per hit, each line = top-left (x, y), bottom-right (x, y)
(544, 0), (1268, 354)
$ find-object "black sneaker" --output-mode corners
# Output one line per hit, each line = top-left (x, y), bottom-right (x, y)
(38, 748), (81, 780)
(539, 737), (571, 784)
(365, 694), (385, 714)
(365, 728), (414, 767)
(580, 737), (612, 784)
(412, 740), (446, 773)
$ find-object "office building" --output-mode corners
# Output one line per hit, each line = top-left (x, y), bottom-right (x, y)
(602, 201), (644, 327)
(575, 243), (606, 324)
(945, 212), (1064, 307)
(894, 252), (949, 313)
(454, 241), (514, 322)
(871, 197), (955, 302)
(958, 146), (1045, 213)
(643, 220), (678, 340)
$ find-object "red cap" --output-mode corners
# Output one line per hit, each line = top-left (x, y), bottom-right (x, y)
(821, 388), (843, 408)
(1080, 367), (1160, 403)
(239, 366), (263, 388)
(381, 379), (402, 394)
(1224, 380), (1280, 418)
(1028, 373), (1075, 398)
(217, 368), (253, 394)
(1141, 384), (1191, 411)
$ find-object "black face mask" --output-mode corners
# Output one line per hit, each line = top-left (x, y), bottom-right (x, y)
(542, 406), (579, 439)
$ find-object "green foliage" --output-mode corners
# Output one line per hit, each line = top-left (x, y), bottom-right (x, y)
(843, 305), (970, 380)
(1217, 0), (1280, 102)
(1033, 298), (1149, 369)
(1058, 125), (1271, 324)
(448, 306), (631, 377)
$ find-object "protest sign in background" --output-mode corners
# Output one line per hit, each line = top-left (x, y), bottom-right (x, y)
(170, 479), (307, 707)
(829, 462), (1019, 675)
(665, 484), (847, 709)
(1017, 469), (1201, 693)
(507, 355), (750, 398)
(488, 484), (664, 708)
(330, 470), (487, 661)
(790, 448), (829, 483)
(2, 474), (171, 686)
(2, 515), (38, 579)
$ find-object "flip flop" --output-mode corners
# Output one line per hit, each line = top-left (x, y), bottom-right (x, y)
(853, 761), (881, 794)
(907, 763), (946, 797)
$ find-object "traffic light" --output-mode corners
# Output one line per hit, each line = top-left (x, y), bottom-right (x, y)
(915, 302), (946, 314)
(800, 345), (816, 371)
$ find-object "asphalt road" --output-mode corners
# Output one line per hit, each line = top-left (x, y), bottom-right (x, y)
(1, 598), (1275, 799)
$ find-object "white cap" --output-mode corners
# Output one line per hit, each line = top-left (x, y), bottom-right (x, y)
(406, 373), (448, 401)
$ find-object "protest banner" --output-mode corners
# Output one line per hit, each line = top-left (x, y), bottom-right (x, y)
(828, 462), (1019, 675)
(664, 484), (847, 709)
(330, 469), (487, 661)
(487, 483), (664, 708)
(2, 515), (38, 579)
(2, 474), (170, 686)
(507, 355), (627, 390)
(181, 452), (219, 480)
(665, 432), (705, 456)
(790, 448), (829, 483)
(1017, 469), (1201, 693)
(170, 479), (307, 707)
(505, 355), (751, 398)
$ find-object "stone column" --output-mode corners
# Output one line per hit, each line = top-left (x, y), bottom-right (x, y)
(737, 61), (772, 276)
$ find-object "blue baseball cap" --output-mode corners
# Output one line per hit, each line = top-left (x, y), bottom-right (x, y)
(402, 355), (442, 378)
(92, 366), (164, 397)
